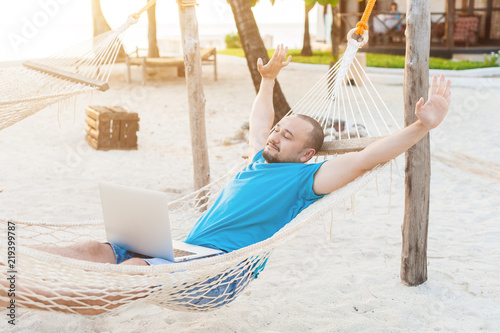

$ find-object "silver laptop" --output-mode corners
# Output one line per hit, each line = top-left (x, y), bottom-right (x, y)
(99, 182), (222, 262)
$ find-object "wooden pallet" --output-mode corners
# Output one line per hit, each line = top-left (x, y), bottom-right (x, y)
(85, 106), (139, 150)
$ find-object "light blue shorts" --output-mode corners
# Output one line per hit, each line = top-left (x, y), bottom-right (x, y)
(106, 242), (224, 265)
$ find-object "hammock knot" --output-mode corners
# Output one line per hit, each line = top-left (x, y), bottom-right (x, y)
(355, 22), (368, 35)
(117, 15), (139, 33)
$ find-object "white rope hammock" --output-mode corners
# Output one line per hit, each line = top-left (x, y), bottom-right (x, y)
(0, 14), (138, 131)
(0, 23), (402, 314)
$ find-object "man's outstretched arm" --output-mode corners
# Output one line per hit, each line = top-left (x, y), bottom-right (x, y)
(313, 74), (451, 195)
(248, 44), (291, 161)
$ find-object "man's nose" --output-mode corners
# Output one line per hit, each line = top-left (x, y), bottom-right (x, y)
(269, 133), (280, 143)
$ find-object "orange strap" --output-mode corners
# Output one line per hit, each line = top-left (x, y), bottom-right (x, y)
(355, 0), (377, 35)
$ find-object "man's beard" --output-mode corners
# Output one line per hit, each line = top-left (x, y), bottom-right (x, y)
(262, 148), (280, 163)
(262, 147), (297, 163)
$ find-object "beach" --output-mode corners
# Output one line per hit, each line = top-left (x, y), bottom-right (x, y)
(1, 54), (500, 332)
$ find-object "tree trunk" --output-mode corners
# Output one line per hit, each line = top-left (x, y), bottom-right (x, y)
(329, 4), (340, 68)
(178, 4), (211, 193)
(228, 0), (291, 125)
(300, 3), (314, 56)
(91, 0), (111, 36)
(445, 0), (455, 50)
(91, 0), (126, 61)
(147, 0), (160, 58)
(401, 0), (431, 287)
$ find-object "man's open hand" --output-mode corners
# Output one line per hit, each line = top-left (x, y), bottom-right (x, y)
(415, 74), (451, 130)
(257, 44), (292, 80)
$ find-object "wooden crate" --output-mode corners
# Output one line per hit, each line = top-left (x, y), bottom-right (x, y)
(85, 106), (139, 150)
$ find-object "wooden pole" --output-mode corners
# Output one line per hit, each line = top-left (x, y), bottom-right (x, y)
(445, 0), (455, 50)
(147, 0), (159, 58)
(401, 0), (431, 286)
(178, 3), (210, 192)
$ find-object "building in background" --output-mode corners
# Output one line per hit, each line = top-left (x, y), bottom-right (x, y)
(315, 0), (500, 58)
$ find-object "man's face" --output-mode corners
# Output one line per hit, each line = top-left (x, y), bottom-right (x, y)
(262, 116), (315, 163)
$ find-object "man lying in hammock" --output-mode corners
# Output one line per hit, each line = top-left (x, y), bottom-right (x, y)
(0, 45), (451, 315)
(32, 44), (451, 268)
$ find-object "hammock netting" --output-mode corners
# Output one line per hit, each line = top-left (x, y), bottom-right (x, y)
(0, 160), (387, 314)
(0, 0), (401, 315)
(0, 16), (136, 131)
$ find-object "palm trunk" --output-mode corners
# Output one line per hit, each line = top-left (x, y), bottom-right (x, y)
(91, 0), (111, 36)
(300, 3), (314, 56)
(147, 0), (160, 58)
(91, 0), (126, 61)
(228, 0), (291, 125)
(330, 4), (340, 68)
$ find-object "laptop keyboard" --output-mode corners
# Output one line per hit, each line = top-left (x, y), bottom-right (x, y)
(173, 248), (196, 258)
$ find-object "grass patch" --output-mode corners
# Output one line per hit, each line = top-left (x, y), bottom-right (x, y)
(367, 53), (497, 70)
(218, 48), (497, 70)
(219, 48), (333, 64)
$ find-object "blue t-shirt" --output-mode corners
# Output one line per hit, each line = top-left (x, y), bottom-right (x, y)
(185, 150), (326, 252)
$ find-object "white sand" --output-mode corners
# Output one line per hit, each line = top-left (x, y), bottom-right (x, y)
(1, 55), (500, 332)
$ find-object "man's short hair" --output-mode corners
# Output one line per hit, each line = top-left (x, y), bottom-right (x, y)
(295, 114), (324, 153)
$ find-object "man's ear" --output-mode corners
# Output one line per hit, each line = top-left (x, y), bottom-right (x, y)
(300, 148), (316, 163)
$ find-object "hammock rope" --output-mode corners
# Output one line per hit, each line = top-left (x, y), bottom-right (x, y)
(133, 0), (159, 19)
(0, 0), (401, 315)
(0, 1), (158, 131)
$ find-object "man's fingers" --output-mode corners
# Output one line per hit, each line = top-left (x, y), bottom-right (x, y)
(442, 79), (451, 96)
(418, 96), (424, 106)
(270, 44), (281, 61)
(257, 58), (263, 71)
(283, 47), (289, 64)
(415, 97), (424, 112)
(277, 44), (286, 62)
(283, 55), (292, 66)
(436, 74), (445, 94)
(430, 74), (438, 94)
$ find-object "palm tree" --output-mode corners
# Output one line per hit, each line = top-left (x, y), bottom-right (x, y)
(228, 0), (290, 125)
(91, 0), (126, 60)
(301, 0), (340, 61)
(329, 2), (340, 67)
(300, 0), (316, 56)
(147, 0), (159, 58)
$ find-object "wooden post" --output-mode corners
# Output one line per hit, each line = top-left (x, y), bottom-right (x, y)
(445, 0), (455, 50)
(401, 0), (431, 286)
(147, 0), (160, 58)
(178, 2), (211, 192)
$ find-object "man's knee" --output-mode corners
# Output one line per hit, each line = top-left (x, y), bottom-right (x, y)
(81, 240), (107, 253)
(81, 240), (115, 263)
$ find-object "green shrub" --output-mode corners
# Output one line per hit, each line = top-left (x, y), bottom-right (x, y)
(483, 51), (500, 67)
(225, 32), (242, 49)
